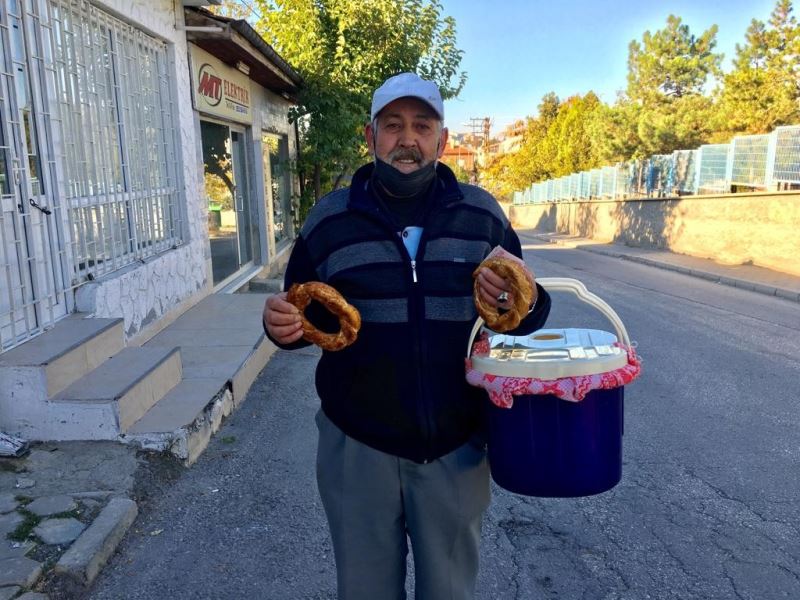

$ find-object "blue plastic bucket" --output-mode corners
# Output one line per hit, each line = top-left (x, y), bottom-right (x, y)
(468, 277), (635, 498)
(486, 386), (624, 497)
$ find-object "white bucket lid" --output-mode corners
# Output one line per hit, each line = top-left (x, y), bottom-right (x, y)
(470, 328), (628, 379)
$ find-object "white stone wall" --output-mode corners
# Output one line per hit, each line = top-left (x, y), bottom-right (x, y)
(75, 0), (209, 338)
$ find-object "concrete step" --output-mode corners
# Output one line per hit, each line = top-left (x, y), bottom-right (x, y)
(123, 334), (278, 465)
(49, 346), (182, 438)
(123, 379), (232, 465)
(0, 315), (124, 397)
(245, 277), (282, 293)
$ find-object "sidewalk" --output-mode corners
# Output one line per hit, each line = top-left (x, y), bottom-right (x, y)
(521, 231), (800, 303)
(1, 292), (275, 599)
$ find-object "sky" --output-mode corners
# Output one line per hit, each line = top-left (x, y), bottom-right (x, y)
(438, 0), (779, 135)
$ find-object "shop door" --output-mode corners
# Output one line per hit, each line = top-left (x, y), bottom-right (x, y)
(0, 0), (66, 352)
(201, 121), (255, 285)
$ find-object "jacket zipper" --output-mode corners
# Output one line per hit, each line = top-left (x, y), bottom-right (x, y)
(360, 206), (436, 462)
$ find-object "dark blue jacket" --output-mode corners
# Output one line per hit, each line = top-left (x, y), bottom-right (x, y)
(268, 162), (550, 462)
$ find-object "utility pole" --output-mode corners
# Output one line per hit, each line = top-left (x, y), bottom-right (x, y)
(467, 117), (491, 151)
(467, 117), (491, 169)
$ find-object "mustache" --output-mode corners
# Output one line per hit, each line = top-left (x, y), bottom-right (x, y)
(387, 148), (422, 163)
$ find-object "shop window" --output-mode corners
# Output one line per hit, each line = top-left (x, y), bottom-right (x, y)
(262, 133), (291, 247)
(44, 0), (181, 278)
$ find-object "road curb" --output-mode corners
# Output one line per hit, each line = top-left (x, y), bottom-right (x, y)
(54, 497), (137, 586)
(530, 234), (800, 304)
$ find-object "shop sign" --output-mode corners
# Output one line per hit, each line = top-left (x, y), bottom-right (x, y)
(190, 45), (252, 124)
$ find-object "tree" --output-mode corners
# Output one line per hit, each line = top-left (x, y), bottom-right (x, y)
(627, 15), (721, 102)
(624, 15), (722, 155)
(585, 98), (641, 163)
(252, 0), (466, 220)
(478, 93), (559, 199)
(209, 0), (254, 20)
(716, 0), (800, 136)
(542, 92), (603, 176)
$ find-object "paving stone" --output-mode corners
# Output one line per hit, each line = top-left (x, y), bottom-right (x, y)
(25, 496), (77, 517)
(56, 497), (137, 585)
(0, 586), (21, 600)
(0, 513), (23, 538)
(33, 518), (85, 546)
(0, 556), (42, 587)
(0, 540), (34, 560)
(0, 494), (17, 514)
(14, 478), (35, 490)
(17, 592), (49, 599)
(80, 498), (100, 510)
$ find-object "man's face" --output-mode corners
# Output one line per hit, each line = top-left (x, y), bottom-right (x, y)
(366, 97), (448, 174)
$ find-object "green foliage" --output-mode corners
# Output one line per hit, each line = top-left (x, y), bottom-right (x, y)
(252, 0), (466, 220)
(627, 15), (721, 102)
(483, 92), (605, 200)
(448, 161), (472, 184)
(622, 15), (723, 156)
(8, 509), (40, 542)
(715, 0), (800, 136)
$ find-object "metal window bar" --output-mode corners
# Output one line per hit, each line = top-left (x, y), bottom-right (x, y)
(771, 125), (800, 185)
(45, 0), (181, 282)
(730, 134), (769, 188)
(0, 0), (75, 352)
(696, 143), (731, 193)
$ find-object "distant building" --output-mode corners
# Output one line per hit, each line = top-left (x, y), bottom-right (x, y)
(441, 141), (476, 173)
(499, 120), (526, 154)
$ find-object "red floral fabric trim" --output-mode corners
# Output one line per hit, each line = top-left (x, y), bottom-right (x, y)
(466, 338), (642, 408)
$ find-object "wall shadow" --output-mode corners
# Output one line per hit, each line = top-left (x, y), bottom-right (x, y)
(610, 196), (676, 249)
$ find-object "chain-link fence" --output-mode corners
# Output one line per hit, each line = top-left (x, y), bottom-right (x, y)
(513, 124), (800, 204)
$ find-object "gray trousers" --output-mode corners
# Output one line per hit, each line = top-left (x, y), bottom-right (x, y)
(315, 410), (491, 600)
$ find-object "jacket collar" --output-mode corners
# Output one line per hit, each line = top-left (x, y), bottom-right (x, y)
(348, 161), (464, 214)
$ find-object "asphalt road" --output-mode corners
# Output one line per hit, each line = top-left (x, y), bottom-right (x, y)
(86, 238), (800, 600)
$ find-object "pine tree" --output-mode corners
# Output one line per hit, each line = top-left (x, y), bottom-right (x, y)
(716, 0), (800, 135)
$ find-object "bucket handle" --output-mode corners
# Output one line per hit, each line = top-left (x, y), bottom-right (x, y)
(467, 276), (631, 357)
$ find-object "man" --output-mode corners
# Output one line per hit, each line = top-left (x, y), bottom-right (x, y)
(263, 72), (550, 599)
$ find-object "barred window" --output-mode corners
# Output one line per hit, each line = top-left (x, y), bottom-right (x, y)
(44, 0), (181, 279)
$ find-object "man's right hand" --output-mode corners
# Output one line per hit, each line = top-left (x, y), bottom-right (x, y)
(263, 292), (305, 345)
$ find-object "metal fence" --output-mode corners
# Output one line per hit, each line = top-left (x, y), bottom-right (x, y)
(0, 0), (182, 353)
(513, 125), (800, 204)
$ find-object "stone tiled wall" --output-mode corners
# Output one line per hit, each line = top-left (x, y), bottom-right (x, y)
(509, 192), (800, 277)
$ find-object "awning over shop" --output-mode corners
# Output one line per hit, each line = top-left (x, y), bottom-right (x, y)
(184, 7), (302, 102)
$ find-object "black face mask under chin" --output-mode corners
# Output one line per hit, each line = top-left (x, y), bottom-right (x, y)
(373, 158), (436, 198)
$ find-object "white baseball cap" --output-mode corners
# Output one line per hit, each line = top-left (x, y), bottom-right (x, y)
(370, 72), (444, 122)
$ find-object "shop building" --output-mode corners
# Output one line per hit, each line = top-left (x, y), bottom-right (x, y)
(0, 0), (301, 444)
